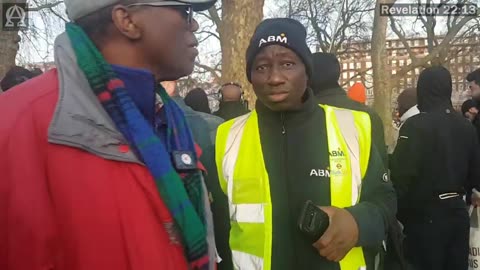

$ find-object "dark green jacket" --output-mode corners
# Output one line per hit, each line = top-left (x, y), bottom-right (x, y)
(174, 97), (233, 269)
(174, 96), (223, 167)
(174, 96), (225, 207)
(210, 90), (397, 270)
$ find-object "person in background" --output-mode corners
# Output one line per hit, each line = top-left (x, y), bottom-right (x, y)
(310, 52), (387, 163)
(184, 87), (212, 114)
(162, 81), (223, 165)
(461, 99), (479, 122)
(390, 66), (480, 270)
(467, 69), (480, 142)
(397, 87), (419, 127)
(0, 0), (218, 269)
(0, 66), (37, 92)
(213, 82), (249, 120)
(467, 68), (480, 101)
(347, 82), (367, 105)
(390, 88), (420, 153)
(212, 18), (396, 270)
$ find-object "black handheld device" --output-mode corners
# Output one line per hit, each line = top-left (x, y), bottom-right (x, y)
(298, 200), (330, 241)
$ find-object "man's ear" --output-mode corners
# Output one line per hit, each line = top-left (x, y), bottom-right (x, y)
(111, 5), (142, 40)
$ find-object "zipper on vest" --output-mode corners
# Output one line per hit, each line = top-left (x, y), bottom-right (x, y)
(281, 113), (286, 135)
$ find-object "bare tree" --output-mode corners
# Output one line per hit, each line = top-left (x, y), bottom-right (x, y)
(289, 0), (374, 54)
(372, 0), (396, 146)
(200, 0), (265, 107)
(0, 31), (21, 81)
(388, 0), (479, 84)
(375, 0), (479, 146)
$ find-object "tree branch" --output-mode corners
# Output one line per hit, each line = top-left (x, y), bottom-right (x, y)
(195, 62), (221, 82)
(197, 11), (213, 21)
(29, 1), (63, 12)
(47, 7), (68, 22)
(207, 6), (222, 34)
(389, 16), (416, 60)
(392, 14), (475, 83)
(340, 67), (373, 87)
(197, 30), (221, 41)
(306, 0), (329, 52)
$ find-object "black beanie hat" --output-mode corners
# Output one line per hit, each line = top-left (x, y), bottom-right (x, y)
(246, 18), (312, 82)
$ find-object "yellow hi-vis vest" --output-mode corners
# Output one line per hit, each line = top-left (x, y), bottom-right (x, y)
(215, 105), (372, 270)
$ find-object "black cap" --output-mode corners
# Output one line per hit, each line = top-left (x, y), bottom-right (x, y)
(245, 18), (312, 82)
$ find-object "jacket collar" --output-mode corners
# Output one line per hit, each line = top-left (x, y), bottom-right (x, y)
(255, 88), (318, 124)
(48, 32), (141, 164)
(400, 105), (420, 123)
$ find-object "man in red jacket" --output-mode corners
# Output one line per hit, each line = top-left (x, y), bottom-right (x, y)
(0, 1), (217, 270)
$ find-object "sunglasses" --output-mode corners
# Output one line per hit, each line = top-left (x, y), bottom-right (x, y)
(126, 2), (193, 25)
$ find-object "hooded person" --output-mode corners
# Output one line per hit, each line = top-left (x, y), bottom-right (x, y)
(390, 66), (480, 270)
(214, 82), (250, 120)
(310, 52), (387, 163)
(184, 87), (212, 114)
(210, 18), (396, 270)
(0, 1), (220, 270)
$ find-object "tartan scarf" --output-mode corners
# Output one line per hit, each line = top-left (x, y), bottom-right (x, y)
(66, 23), (209, 269)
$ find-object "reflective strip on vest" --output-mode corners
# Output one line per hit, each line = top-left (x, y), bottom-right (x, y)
(216, 112), (273, 270)
(321, 105), (371, 270)
(215, 106), (371, 270)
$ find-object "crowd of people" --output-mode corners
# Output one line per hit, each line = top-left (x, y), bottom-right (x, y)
(0, 1), (479, 270)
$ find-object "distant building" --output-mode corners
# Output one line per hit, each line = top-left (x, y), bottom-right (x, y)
(336, 36), (480, 107)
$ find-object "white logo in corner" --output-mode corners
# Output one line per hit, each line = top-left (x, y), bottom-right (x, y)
(259, 33), (288, 47)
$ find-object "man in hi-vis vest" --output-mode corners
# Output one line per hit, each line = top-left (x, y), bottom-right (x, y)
(211, 18), (397, 270)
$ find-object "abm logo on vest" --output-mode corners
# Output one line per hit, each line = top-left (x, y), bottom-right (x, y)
(330, 148), (345, 157)
(310, 169), (330, 177)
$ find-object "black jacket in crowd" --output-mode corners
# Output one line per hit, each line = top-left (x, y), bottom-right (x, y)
(390, 67), (480, 224)
(472, 114), (480, 144)
(210, 90), (397, 270)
